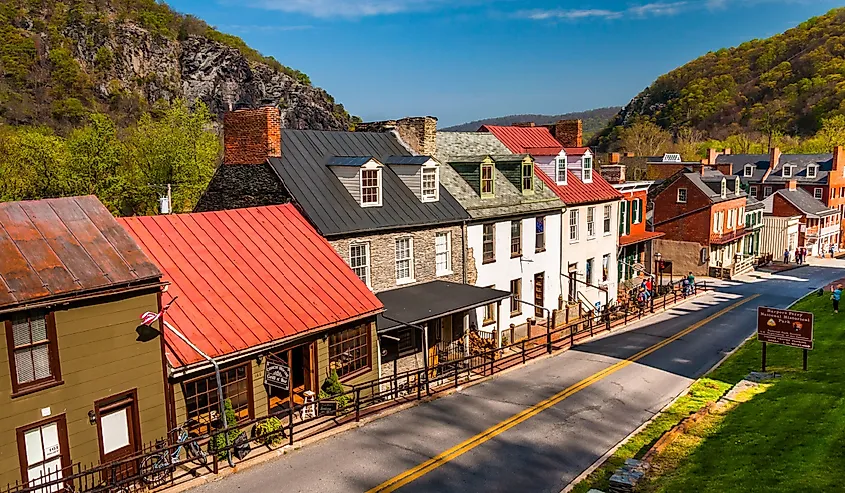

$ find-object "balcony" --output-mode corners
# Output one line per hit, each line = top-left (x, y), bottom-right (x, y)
(710, 227), (748, 245)
(805, 224), (840, 238)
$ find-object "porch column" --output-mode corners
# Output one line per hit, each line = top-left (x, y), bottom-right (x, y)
(463, 312), (470, 357)
(496, 301), (502, 349)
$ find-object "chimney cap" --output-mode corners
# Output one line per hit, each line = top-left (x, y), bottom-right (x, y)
(234, 100), (252, 111)
(259, 97), (277, 107)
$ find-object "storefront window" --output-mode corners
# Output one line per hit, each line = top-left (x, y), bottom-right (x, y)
(329, 324), (371, 378)
(183, 364), (251, 434)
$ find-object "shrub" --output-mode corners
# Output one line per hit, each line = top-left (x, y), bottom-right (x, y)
(253, 417), (284, 447)
(320, 370), (351, 408)
(208, 399), (241, 459)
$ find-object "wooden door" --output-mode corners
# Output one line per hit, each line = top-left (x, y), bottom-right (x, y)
(568, 264), (578, 302)
(428, 319), (441, 378)
(17, 415), (70, 489)
(534, 273), (544, 317)
(95, 390), (141, 478)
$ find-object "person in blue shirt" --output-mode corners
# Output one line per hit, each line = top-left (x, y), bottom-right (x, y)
(832, 284), (842, 314)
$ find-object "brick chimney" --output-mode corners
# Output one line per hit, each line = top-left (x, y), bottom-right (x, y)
(223, 103), (282, 165)
(548, 120), (582, 148)
(600, 164), (626, 184)
(833, 146), (845, 173)
(609, 152), (621, 164)
(356, 116), (438, 156)
(769, 147), (781, 171)
(723, 148), (732, 155)
(707, 148), (718, 165)
(512, 122), (536, 127)
(787, 179), (798, 191)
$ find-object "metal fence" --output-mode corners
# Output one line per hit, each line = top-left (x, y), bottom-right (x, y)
(2, 281), (710, 493)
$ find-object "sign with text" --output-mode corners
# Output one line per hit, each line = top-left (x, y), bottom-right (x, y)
(318, 400), (338, 417)
(263, 359), (290, 391)
(757, 306), (814, 350)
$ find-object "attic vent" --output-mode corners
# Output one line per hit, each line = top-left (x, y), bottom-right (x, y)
(662, 153), (682, 163)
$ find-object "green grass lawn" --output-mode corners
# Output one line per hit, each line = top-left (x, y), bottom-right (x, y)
(639, 291), (845, 492)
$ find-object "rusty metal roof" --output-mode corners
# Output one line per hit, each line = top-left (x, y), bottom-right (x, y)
(119, 204), (384, 368)
(0, 196), (162, 310)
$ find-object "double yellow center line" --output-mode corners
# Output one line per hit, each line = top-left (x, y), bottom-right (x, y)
(367, 294), (760, 492)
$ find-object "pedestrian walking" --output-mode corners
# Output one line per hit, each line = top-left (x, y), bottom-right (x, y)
(687, 271), (696, 294)
(832, 284), (842, 314)
(801, 247), (807, 263)
(783, 249), (790, 264)
(830, 244), (836, 258)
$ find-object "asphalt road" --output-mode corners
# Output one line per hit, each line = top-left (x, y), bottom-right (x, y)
(191, 266), (845, 493)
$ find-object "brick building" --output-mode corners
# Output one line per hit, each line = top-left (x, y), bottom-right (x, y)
(196, 105), (509, 382)
(710, 146), (845, 246)
(651, 168), (751, 278)
(760, 180), (840, 257)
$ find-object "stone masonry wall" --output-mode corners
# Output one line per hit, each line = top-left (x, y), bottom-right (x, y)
(356, 117), (438, 156)
(194, 162), (288, 212)
(330, 224), (464, 292)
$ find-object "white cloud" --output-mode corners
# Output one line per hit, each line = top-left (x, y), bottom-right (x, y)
(520, 9), (623, 20)
(519, 1), (694, 22)
(249, 0), (454, 18)
(222, 24), (314, 32)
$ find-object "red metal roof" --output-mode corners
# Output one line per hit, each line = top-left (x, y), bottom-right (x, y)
(480, 125), (563, 154)
(118, 204), (383, 368)
(0, 196), (161, 310)
(619, 231), (665, 247)
(564, 147), (591, 155)
(537, 168), (624, 205)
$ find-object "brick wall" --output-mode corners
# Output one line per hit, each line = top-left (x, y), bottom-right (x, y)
(652, 175), (714, 245)
(223, 106), (281, 165)
(546, 120), (582, 148)
(330, 224), (464, 292)
(769, 193), (803, 218)
(356, 117), (438, 156)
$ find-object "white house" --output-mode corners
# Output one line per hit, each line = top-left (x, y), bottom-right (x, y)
(436, 132), (565, 336)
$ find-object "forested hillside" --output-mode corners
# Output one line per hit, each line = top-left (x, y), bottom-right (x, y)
(443, 107), (620, 140)
(595, 7), (845, 152)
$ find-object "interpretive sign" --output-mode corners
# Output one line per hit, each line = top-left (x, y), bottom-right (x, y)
(318, 400), (338, 417)
(264, 359), (290, 390)
(757, 306), (814, 350)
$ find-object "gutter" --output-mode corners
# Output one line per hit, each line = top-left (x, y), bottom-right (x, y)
(0, 281), (169, 316)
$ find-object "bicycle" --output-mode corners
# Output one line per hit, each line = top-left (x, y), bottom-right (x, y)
(140, 420), (207, 487)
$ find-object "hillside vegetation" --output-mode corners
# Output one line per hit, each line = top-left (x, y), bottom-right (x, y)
(443, 107), (620, 140)
(596, 7), (845, 153)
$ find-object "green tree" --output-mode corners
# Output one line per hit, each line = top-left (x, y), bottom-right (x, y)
(618, 120), (671, 157)
(65, 113), (127, 212)
(0, 127), (69, 201)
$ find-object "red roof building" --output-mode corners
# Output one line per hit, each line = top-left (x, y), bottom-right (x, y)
(119, 204), (384, 431)
(479, 125), (563, 155)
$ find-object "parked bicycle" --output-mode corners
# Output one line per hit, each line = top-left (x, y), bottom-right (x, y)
(140, 420), (207, 487)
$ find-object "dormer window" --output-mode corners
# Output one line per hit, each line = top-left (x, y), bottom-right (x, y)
(481, 163), (494, 198)
(522, 162), (534, 192)
(808, 165), (818, 179)
(720, 178), (727, 198)
(744, 164), (753, 177)
(361, 167), (381, 207)
(735, 177), (741, 195)
(556, 156), (567, 184)
(421, 166), (439, 202)
(783, 165), (792, 178)
(582, 156), (593, 183)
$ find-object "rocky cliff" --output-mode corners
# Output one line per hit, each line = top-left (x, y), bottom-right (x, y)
(0, 0), (352, 131)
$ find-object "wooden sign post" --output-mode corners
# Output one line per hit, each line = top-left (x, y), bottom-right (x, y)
(757, 306), (813, 371)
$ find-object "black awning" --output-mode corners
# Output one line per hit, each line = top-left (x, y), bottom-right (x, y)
(376, 280), (511, 332)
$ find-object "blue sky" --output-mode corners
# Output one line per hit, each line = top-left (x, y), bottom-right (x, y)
(166, 0), (842, 127)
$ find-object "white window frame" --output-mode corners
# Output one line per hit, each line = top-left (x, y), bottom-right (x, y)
(603, 204), (612, 235)
(735, 177), (741, 195)
(394, 237), (415, 284)
(349, 242), (371, 288)
(582, 156), (593, 183)
(556, 156), (567, 184)
(814, 188), (823, 200)
(677, 188), (687, 203)
(808, 165), (817, 179)
(744, 165), (753, 177)
(750, 185), (757, 198)
(587, 206), (596, 239)
(727, 209), (734, 229)
(631, 199), (642, 225)
(720, 178), (727, 198)
(421, 166), (439, 202)
(360, 166), (382, 207)
(783, 165), (792, 178)
(569, 209), (580, 242)
(434, 231), (452, 276)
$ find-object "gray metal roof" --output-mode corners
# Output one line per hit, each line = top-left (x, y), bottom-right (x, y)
(682, 170), (747, 204)
(720, 153), (834, 185)
(326, 156), (375, 167)
(272, 130), (469, 237)
(383, 155), (432, 165)
(767, 188), (838, 218)
(746, 196), (766, 211)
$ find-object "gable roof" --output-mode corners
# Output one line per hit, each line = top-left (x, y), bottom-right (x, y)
(536, 169), (623, 206)
(745, 196), (766, 211)
(119, 204), (383, 369)
(272, 130), (469, 237)
(721, 153), (833, 184)
(0, 196), (161, 311)
(681, 170), (746, 204)
(764, 188), (838, 218)
(564, 147), (591, 156)
(479, 125), (563, 155)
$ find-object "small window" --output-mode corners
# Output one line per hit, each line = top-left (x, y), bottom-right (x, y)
(395, 237), (414, 283)
(349, 243), (371, 287)
(6, 311), (61, 395)
(727, 209), (734, 229)
(807, 165), (817, 179)
(582, 156), (593, 183)
(677, 188), (687, 203)
(603, 204), (612, 234)
(569, 209), (580, 242)
(509, 279), (522, 315)
(421, 167), (438, 202)
(632, 199), (642, 224)
(329, 324), (371, 378)
(619, 200), (630, 236)
(720, 178), (727, 198)
(750, 185), (758, 198)
(764, 186), (772, 198)
(184, 364), (252, 434)
(783, 166), (792, 178)
(481, 164), (494, 197)
(587, 206), (596, 238)
(744, 165), (753, 177)
(510, 220), (522, 257)
(586, 258), (594, 285)
(521, 162), (534, 192)
(483, 286), (496, 326)
(814, 188), (823, 200)
(556, 156), (567, 183)
(482, 223), (495, 263)
(361, 168), (381, 207)
(535, 216), (546, 252)
(602, 254), (610, 282)
(435, 232), (451, 275)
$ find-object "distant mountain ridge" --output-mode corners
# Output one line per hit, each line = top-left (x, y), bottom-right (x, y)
(443, 107), (622, 137)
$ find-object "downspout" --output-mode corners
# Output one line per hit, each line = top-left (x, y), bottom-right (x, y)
(559, 204), (568, 304)
(162, 320), (234, 467)
(461, 220), (468, 284)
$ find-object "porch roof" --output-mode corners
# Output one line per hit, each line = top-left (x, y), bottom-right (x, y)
(376, 280), (510, 332)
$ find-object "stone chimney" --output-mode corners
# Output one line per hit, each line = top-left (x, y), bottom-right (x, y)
(833, 146), (845, 173)
(356, 116), (437, 156)
(512, 122), (536, 127)
(548, 120), (582, 148)
(600, 164), (626, 184)
(787, 179), (798, 191)
(223, 103), (282, 165)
